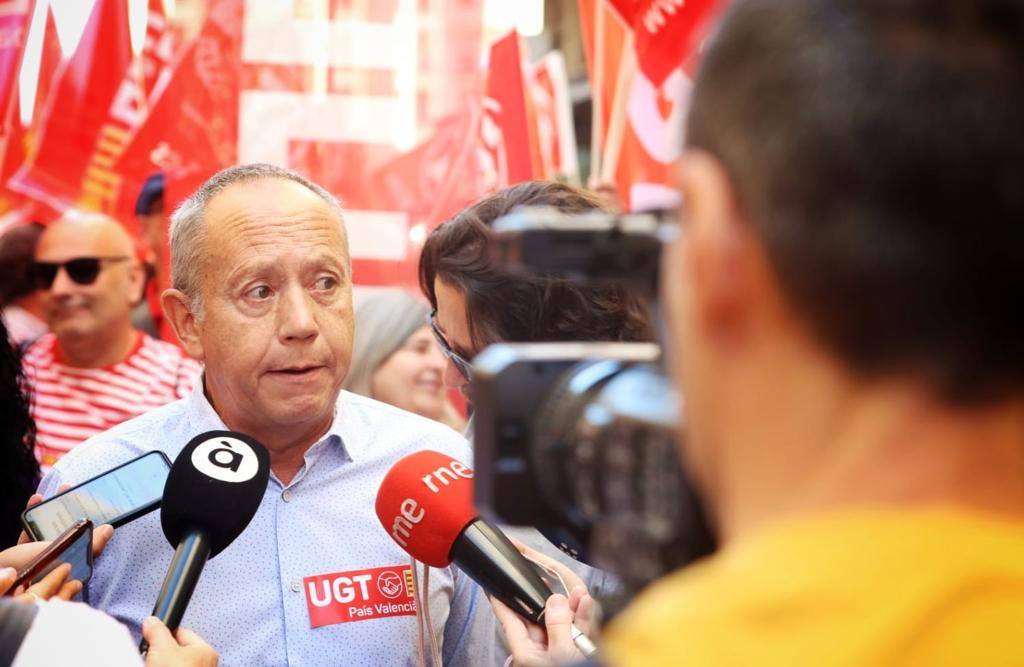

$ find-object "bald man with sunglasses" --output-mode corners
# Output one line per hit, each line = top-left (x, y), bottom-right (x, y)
(22, 212), (201, 469)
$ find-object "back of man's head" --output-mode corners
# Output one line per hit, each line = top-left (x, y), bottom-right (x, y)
(0, 222), (45, 307)
(688, 0), (1024, 403)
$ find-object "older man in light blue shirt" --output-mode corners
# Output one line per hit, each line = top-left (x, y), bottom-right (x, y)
(37, 164), (497, 665)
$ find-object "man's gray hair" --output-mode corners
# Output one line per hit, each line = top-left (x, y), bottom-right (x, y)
(169, 163), (348, 317)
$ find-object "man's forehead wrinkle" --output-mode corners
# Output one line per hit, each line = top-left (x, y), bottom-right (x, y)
(209, 212), (345, 254)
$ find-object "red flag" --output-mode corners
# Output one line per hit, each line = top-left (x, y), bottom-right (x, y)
(632, 0), (720, 87)
(482, 30), (535, 186)
(9, 0), (131, 213)
(579, 0), (722, 210)
(0, 0), (29, 132)
(0, 0), (62, 217)
(116, 0), (243, 215)
(526, 51), (579, 183)
(9, 0), (174, 221)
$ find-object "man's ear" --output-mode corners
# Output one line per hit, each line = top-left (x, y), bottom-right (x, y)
(161, 289), (204, 360)
(676, 150), (759, 339)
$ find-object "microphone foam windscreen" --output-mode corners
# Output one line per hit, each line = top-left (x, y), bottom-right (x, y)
(161, 431), (271, 558)
(375, 451), (477, 568)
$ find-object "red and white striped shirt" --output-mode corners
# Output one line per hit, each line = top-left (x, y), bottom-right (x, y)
(22, 332), (202, 470)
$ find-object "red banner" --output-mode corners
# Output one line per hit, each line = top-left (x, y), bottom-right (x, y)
(0, 1), (510, 292)
(114, 0), (485, 289)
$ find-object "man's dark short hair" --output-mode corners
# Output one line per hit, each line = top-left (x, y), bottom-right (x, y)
(0, 222), (45, 306)
(688, 0), (1024, 403)
(419, 180), (654, 349)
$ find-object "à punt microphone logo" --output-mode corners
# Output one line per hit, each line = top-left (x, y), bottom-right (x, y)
(190, 436), (261, 483)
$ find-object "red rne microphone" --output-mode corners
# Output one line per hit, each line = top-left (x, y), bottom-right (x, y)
(375, 451), (553, 623)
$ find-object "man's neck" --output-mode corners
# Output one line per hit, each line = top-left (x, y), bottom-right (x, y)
(58, 326), (138, 368)
(218, 413), (333, 486)
(715, 350), (1024, 545)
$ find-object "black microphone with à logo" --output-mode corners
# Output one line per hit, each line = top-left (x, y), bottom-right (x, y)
(139, 431), (270, 655)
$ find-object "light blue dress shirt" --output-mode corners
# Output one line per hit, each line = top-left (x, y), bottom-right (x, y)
(38, 385), (498, 666)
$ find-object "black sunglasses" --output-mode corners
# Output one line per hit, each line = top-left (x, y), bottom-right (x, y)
(427, 310), (474, 381)
(31, 257), (130, 289)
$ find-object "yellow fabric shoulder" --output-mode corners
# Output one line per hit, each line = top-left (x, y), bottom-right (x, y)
(603, 508), (1024, 667)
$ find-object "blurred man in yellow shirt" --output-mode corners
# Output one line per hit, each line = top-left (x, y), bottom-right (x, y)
(495, 1), (1024, 665)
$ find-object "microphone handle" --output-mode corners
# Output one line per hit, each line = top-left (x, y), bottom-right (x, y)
(139, 528), (211, 655)
(450, 518), (551, 624)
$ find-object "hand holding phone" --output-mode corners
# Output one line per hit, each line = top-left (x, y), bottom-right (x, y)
(22, 451), (171, 541)
(2, 519), (93, 600)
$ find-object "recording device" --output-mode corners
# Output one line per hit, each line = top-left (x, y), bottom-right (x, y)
(375, 451), (597, 657)
(21, 451), (171, 541)
(474, 207), (717, 601)
(140, 431), (270, 655)
(5, 519), (93, 595)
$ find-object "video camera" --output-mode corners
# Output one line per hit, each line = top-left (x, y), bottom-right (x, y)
(472, 207), (716, 603)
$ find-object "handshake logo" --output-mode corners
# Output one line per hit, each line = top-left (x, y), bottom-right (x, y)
(190, 436), (261, 483)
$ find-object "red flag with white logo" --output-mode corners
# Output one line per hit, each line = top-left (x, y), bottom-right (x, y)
(9, 0), (175, 223)
(633, 0), (720, 88)
(578, 0), (723, 210)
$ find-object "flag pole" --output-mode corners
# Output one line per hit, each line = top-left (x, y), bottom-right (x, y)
(600, 30), (635, 184)
(589, 1), (605, 183)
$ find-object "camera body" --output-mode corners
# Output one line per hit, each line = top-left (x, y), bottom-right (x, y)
(472, 207), (715, 596)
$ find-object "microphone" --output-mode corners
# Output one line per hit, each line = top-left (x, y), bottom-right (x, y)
(374, 451), (597, 657)
(139, 431), (270, 654)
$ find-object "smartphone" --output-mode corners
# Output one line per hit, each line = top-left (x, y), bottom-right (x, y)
(21, 450), (172, 541)
(4, 519), (94, 595)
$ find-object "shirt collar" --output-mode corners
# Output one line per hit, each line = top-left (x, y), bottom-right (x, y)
(185, 377), (352, 462)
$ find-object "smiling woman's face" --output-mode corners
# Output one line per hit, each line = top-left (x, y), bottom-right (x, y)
(370, 325), (448, 420)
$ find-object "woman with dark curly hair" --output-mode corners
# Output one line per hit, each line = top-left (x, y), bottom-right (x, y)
(419, 180), (654, 399)
(0, 316), (41, 548)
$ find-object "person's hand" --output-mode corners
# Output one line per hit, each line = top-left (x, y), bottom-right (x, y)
(14, 486), (115, 562)
(142, 616), (218, 667)
(2, 523), (114, 572)
(491, 592), (591, 667)
(587, 178), (623, 213)
(0, 562), (82, 602)
(491, 538), (600, 666)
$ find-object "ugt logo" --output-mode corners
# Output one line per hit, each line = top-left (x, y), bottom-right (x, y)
(377, 571), (405, 599)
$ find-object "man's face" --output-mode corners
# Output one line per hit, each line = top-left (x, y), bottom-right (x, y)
(432, 277), (476, 400)
(661, 152), (746, 501)
(35, 221), (142, 343)
(192, 179), (354, 439)
(662, 220), (713, 486)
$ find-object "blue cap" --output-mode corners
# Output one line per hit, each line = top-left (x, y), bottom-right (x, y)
(135, 172), (165, 215)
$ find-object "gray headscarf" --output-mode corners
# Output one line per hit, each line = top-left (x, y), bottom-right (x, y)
(344, 289), (430, 398)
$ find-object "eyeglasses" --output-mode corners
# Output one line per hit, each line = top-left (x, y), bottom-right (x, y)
(427, 309), (474, 381)
(30, 257), (131, 289)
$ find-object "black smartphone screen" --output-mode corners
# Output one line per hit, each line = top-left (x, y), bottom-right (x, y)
(22, 451), (171, 541)
(30, 522), (94, 586)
